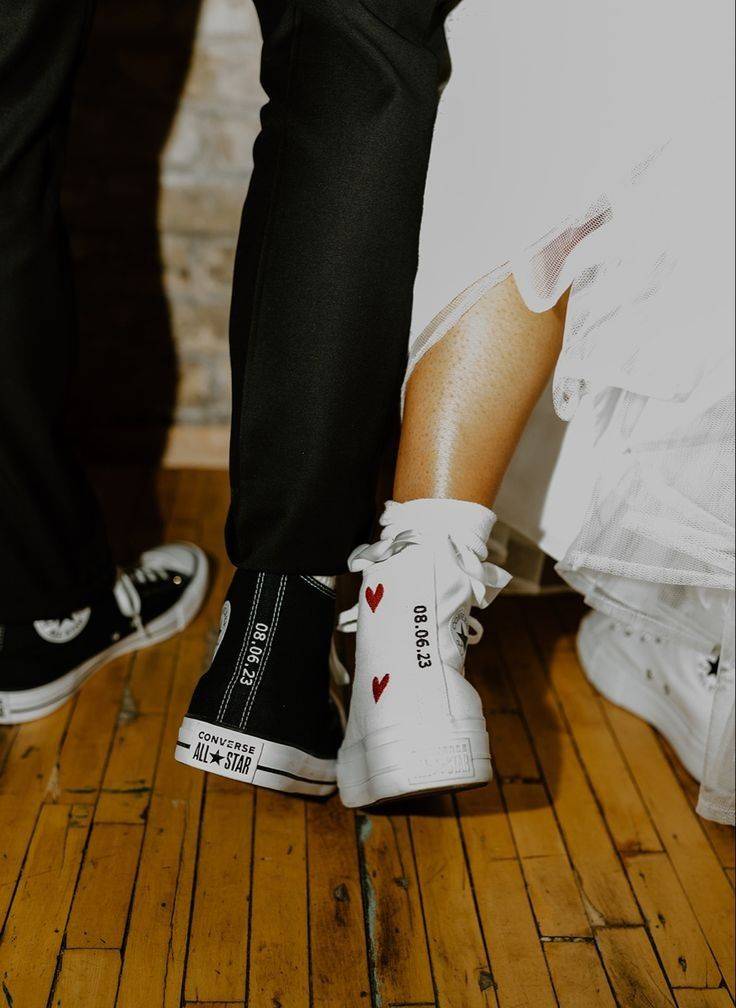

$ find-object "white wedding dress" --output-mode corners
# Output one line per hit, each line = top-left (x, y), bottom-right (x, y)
(408, 0), (735, 823)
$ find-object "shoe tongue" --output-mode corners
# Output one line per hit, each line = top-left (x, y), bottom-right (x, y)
(380, 498), (496, 555)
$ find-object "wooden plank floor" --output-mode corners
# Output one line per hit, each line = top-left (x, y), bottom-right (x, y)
(0, 468), (733, 1008)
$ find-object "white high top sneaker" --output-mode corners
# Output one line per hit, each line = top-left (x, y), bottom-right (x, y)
(577, 611), (719, 781)
(336, 499), (511, 808)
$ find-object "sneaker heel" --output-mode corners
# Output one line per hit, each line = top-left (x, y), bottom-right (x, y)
(338, 723), (491, 807)
(176, 716), (338, 797)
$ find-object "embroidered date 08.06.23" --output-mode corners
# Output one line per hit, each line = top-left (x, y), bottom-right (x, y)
(412, 604), (432, 669)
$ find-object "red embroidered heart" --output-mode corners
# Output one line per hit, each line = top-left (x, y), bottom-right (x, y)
(365, 584), (384, 613)
(372, 674), (390, 703)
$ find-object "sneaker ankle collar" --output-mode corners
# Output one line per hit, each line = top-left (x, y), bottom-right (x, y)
(348, 499), (511, 609)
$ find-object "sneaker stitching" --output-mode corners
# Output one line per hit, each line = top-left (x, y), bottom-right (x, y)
(299, 575), (336, 599)
(227, 571), (266, 719)
(218, 572), (264, 722)
(239, 574), (287, 730)
(240, 574), (287, 730)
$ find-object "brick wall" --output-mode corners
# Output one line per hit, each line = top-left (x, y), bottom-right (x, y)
(64, 0), (264, 464)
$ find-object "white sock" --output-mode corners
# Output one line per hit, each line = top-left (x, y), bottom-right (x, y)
(379, 498), (497, 553)
(310, 574), (336, 590)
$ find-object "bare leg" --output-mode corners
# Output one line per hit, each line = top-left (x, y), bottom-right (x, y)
(394, 276), (567, 507)
(339, 278), (569, 807)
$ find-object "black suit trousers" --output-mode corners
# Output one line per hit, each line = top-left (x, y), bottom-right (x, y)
(0, 0), (449, 621)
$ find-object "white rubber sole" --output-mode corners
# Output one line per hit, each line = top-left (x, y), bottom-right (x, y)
(0, 544), (209, 725)
(337, 718), (492, 808)
(577, 617), (706, 781)
(175, 716), (337, 797)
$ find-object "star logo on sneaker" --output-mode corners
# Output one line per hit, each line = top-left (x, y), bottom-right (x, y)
(34, 608), (91, 644)
(189, 728), (262, 782)
(450, 609), (470, 655)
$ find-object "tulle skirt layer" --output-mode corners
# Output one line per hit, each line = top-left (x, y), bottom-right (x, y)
(406, 2), (734, 822)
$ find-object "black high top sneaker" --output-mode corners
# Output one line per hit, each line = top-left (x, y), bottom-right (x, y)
(175, 571), (343, 798)
(0, 543), (208, 725)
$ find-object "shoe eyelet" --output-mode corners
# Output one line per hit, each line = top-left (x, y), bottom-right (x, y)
(646, 669), (654, 679)
(111, 632), (121, 642)
(663, 683), (671, 695)
(172, 575), (183, 586)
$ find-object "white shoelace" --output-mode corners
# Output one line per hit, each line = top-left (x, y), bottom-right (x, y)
(113, 564), (170, 635)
